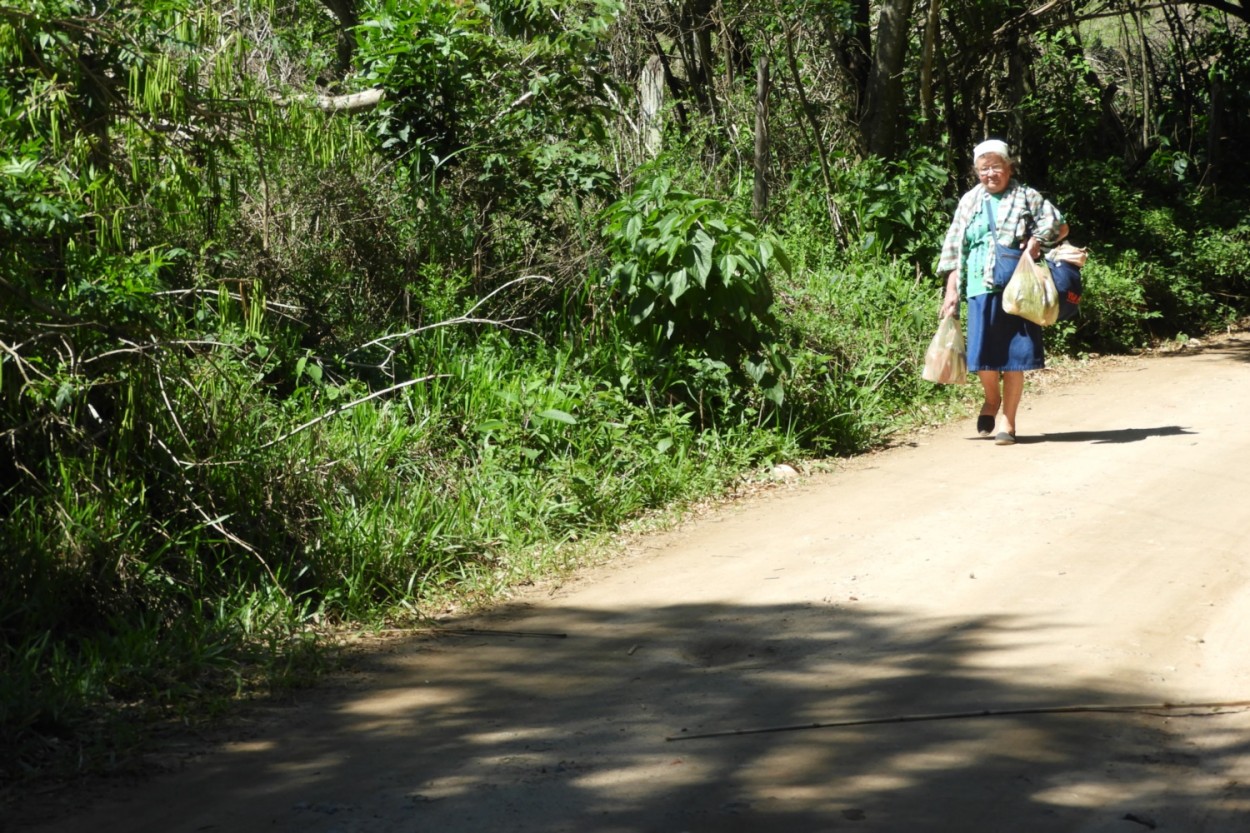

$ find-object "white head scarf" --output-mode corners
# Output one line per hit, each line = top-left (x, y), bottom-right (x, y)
(973, 139), (1013, 164)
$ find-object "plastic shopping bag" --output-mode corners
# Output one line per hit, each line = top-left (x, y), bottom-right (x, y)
(1002, 251), (1059, 326)
(922, 314), (967, 384)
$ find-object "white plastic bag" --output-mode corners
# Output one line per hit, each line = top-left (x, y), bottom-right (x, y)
(1002, 251), (1059, 326)
(922, 315), (967, 384)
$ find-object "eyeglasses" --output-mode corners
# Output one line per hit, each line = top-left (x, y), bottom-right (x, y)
(976, 165), (1006, 176)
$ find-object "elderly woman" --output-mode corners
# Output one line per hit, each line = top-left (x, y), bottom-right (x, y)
(938, 139), (1067, 445)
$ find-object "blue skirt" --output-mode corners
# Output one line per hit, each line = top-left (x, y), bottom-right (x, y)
(965, 292), (1044, 372)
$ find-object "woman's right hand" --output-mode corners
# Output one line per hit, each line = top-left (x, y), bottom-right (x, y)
(940, 272), (960, 319)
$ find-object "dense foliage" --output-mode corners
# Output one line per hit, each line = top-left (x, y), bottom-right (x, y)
(3, 0), (1249, 794)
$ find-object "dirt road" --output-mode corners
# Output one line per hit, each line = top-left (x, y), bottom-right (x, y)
(21, 331), (1250, 833)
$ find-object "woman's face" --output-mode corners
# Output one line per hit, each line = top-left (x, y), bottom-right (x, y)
(975, 153), (1012, 194)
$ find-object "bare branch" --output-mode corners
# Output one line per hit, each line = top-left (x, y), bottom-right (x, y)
(284, 88), (386, 113)
(78, 338), (242, 366)
(490, 89), (537, 125)
(151, 432), (289, 598)
(1185, 0), (1250, 25)
(350, 317), (535, 358)
(463, 274), (555, 317)
(0, 337), (48, 385)
(257, 374), (445, 451)
(1001, 0), (1230, 36)
(152, 287), (305, 314)
(349, 275), (554, 356)
(152, 341), (194, 453)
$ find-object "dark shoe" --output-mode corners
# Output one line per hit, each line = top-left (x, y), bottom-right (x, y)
(976, 415), (995, 437)
(994, 431), (1016, 446)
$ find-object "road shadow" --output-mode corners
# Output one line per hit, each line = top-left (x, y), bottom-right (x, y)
(1033, 425), (1195, 444)
(1151, 335), (1250, 364)
(21, 599), (1250, 832)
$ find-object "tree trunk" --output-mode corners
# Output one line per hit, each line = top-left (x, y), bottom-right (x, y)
(640, 55), (666, 158)
(1005, 29), (1038, 179)
(1206, 69), (1225, 188)
(316, 0), (358, 76)
(753, 54), (770, 219)
(692, 2), (721, 125)
(667, 0), (716, 119)
(1132, 6), (1155, 153)
(917, 0), (942, 143)
(643, 28), (691, 132)
(782, 18), (844, 240)
(861, 0), (916, 159)
(826, 0), (871, 129)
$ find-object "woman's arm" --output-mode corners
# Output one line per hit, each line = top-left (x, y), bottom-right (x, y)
(1025, 188), (1066, 255)
(940, 269), (961, 319)
(936, 189), (979, 281)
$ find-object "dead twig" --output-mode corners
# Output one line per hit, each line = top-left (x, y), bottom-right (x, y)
(0, 336), (46, 385)
(365, 627), (568, 639)
(348, 274), (554, 358)
(436, 628), (568, 639)
(150, 432), (290, 600)
(665, 699), (1250, 742)
(256, 374), (444, 451)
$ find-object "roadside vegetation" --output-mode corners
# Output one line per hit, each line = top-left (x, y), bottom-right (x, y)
(3, 0), (1249, 796)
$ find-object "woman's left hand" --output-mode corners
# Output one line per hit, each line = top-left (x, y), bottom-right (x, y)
(1023, 236), (1042, 260)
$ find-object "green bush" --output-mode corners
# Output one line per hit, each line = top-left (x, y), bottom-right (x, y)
(830, 151), (951, 264)
(772, 246), (954, 454)
(601, 172), (791, 407)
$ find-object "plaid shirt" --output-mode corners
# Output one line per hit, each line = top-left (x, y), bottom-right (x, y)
(936, 180), (1065, 291)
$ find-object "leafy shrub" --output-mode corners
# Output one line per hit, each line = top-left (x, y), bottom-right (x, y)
(1188, 215), (1250, 310)
(773, 251), (949, 454)
(601, 173), (791, 405)
(1050, 158), (1144, 246)
(1056, 251), (1157, 352)
(828, 151), (950, 264)
(1049, 162), (1250, 347)
(1018, 29), (1105, 169)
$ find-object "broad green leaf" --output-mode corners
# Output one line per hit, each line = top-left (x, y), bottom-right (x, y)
(53, 381), (73, 412)
(772, 241), (793, 275)
(668, 267), (689, 304)
(657, 210), (682, 237)
(535, 408), (577, 425)
(625, 211), (645, 243)
(690, 229), (714, 287)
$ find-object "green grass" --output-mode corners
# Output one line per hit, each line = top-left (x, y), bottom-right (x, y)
(0, 323), (801, 793)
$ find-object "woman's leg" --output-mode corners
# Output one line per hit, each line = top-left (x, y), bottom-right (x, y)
(977, 371), (1002, 415)
(1000, 370), (1024, 435)
(975, 370), (1002, 436)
